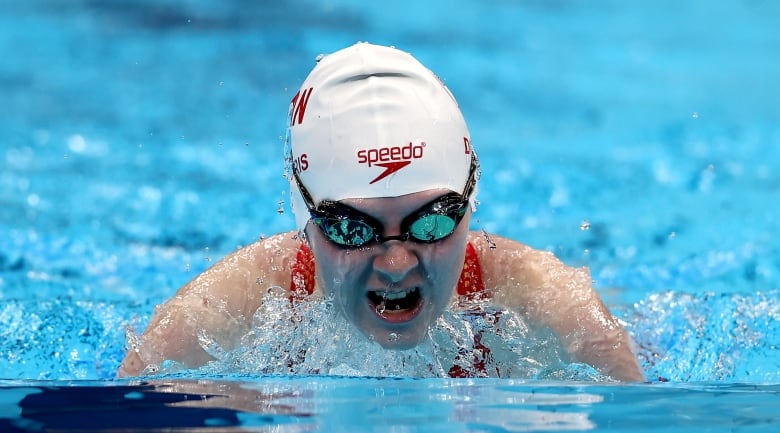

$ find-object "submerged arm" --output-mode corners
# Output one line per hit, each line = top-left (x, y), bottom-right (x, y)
(471, 232), (645, 382)
(117, 232), (303, 377)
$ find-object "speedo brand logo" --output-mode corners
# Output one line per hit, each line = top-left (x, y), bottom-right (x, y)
(357, 141), (425, 184)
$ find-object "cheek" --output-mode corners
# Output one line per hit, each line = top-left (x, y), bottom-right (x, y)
(306, 227), (368, 297)
(444, 213), (470, 262)
(423, 219), (470, 292)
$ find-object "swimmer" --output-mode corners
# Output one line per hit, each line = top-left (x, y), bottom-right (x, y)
(118, 42), (645, 382)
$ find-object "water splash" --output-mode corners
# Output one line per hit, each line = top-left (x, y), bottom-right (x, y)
(621, 290), (780, 382)
(0, 297), (136, 380)
(192, 292), (599, 380)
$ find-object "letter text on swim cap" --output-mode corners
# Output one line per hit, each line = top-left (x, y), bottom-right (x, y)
(463, 137), (472, 154)
(289, 87), (313, 127)
(293, 153), (309, 173)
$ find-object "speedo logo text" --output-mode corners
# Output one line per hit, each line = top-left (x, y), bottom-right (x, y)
(357, 141), (425, 184)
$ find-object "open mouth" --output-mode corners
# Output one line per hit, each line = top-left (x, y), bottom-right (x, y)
(367, 287), (423, 323)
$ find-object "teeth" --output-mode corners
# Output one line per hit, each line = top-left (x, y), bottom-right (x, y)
(380, 288), (415, 300)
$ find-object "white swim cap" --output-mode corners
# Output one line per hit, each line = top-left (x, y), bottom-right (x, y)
(287, 42), (476, 230)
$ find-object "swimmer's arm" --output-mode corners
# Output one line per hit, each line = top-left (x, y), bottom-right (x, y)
(471, 233), (645, 382)
(118, 232), (303, 377)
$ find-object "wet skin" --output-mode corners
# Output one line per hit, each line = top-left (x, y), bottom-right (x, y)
(305, 189), (471, 349)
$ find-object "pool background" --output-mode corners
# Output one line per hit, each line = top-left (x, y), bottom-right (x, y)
(1, 0), (779, 386)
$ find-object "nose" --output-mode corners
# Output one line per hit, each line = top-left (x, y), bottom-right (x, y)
(373, 241), (419, 283)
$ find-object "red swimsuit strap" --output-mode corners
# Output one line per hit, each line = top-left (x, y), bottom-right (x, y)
(456, 241), (486, 297)
(289, 242), (485, 298)
(289, 243), (316, 299)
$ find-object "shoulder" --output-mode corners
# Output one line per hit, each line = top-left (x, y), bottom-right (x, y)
(175, 231), (306, 315)
(466, 231), (555, 275)
(194, 231), (304, 282)
(465, 231), (587, 299)
(230, 231), (307, 287)
(244, 231), (308, 267)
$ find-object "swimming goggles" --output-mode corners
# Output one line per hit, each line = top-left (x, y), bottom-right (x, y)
(293, 154), (478, 248)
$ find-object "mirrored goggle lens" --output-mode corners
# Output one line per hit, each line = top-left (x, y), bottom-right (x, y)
(313, 211), (465, 247)
(312, 218), (376, 247)
(408, 213), (460, 242)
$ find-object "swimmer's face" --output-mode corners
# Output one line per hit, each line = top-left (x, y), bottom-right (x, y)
(306, 189), (470, 349)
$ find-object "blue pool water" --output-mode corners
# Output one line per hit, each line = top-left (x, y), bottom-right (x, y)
(1, 0), (779, 431)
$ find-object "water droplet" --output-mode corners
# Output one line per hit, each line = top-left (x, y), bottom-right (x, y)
(580, 220), (591, 231)
(26, 194), (40, 207)
(692, 111), (699, 119)
(266, 285), (284, 296)
(481, 229), (497, 249)
(67, 134), (87, 153)
(124, 326), (141, 350)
